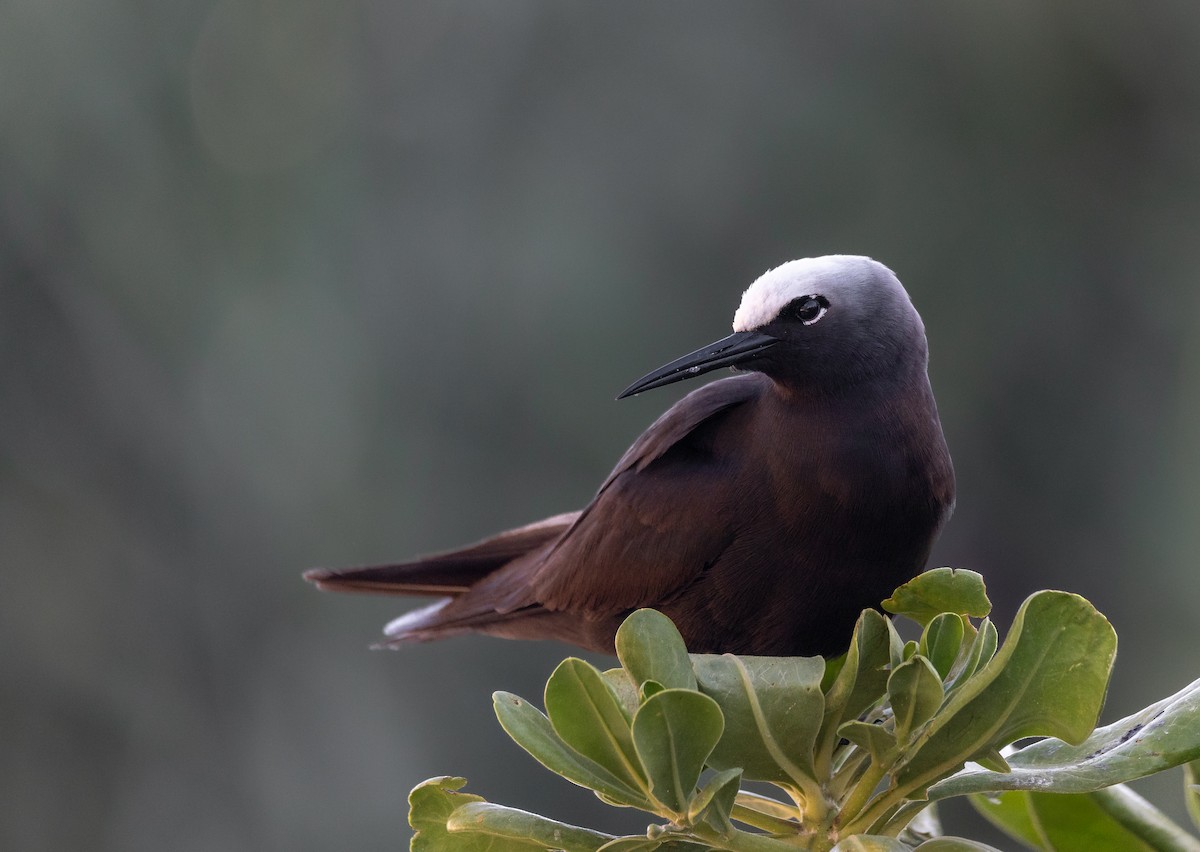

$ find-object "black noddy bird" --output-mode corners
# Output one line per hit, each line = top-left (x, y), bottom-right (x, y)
(306, 255), (954, 657)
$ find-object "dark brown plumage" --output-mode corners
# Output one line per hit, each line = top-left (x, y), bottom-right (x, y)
(306, 255), (954, 656)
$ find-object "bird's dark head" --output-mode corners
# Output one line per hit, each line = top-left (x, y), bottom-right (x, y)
(618, 255), (930, 399)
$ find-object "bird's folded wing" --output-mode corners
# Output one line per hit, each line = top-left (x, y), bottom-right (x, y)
(600, 373), (764, 487)
(530, 375), (764, 614)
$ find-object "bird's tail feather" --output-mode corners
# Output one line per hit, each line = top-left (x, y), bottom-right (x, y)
(375, 599), (569, 648)
(303, 511), (579, 596)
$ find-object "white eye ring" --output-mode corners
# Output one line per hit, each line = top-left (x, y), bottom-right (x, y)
(795, 296), (828, 325)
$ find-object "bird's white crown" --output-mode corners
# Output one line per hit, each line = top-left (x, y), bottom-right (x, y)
(732, 255), (893, 332)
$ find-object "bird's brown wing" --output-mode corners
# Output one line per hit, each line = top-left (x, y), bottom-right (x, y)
(304, 512), (579, 595)
(374, 374), (764, 645)
(526, 373), (765, 614)
(598, 373), (764, 489)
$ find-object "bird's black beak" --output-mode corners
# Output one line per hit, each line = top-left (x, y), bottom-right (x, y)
(617, 330), (780, 399)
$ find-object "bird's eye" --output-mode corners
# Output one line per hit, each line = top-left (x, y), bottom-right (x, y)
(792, 296), (829, 325)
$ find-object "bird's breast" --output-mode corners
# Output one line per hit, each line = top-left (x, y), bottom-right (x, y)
(740, 391), (952, 540)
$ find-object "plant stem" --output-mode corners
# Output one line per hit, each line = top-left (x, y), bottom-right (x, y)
(729, 804), (802, 835)
(815, 721), (846, 783)
(840, 792), (901, 838)
(735, 791), (802, 822)
(836, 761), (887, 829)
(1091, 785), (1200, 852)
(690, 823), (810, 851)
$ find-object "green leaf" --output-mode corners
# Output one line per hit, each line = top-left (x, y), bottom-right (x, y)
(888, 656), (945, 744)
(630, 689), (724, 815)
(410, 777), (485, 851)
(688, 768), (742, 833)
(823, 653), (848, 693)
(971, 748), (1010, 774)
(896, 591), (1117, 796)
(976, 620), (998, 669)
(447, 801), (614, 851)
(929, 676), (1200, 800)
(604, 667), (641, 717)
(545, 658), (647, 793)
(839, 720), (897, 765)
(616, 609), (698, 692)
(882, 569), (991, 627)
(1184, 759), (1200, 832)
(493, 691), (648, 808)
(410, 777), (559, 851)
(693, 653), (825, 786)
(976, 786), (1200, 851)
(1089, 785), (1200, 852)
(640, 681), (666, 702)
(820, 610), (896, 751)
(971, 789), (1158, 852)
(944, 619), (997, 694)
(1031, 789), (1155, 851)
(921, 614), (965, 680)
(968, 790), (1043, 848)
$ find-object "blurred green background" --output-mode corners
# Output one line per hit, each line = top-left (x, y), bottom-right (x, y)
(3, 2), (1200, 849)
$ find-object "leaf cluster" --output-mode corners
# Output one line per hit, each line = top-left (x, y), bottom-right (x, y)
(409, 570), (1200, 851)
